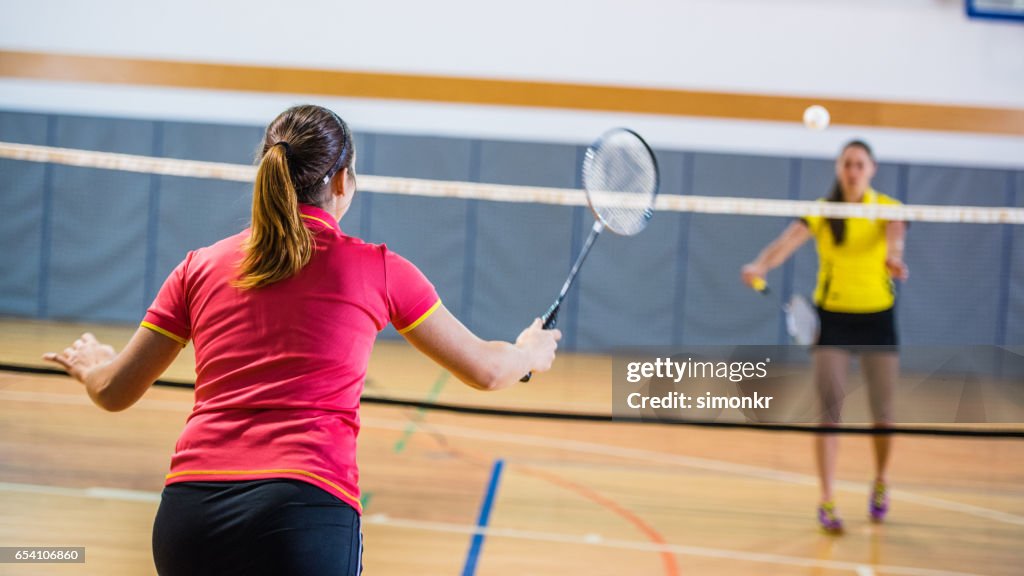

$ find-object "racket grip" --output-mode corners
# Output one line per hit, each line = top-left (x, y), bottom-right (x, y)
(520, 304), (562, 382)
(541, 303), (560, 330)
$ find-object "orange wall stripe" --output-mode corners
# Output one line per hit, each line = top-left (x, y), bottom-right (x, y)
(2, 50), (1022, 136)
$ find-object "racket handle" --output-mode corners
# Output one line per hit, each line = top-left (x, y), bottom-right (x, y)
(541, 302), (560, 330)
(520, 304), (562, 382)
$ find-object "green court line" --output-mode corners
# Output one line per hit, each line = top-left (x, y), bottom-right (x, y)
(392, 371), (450, 454)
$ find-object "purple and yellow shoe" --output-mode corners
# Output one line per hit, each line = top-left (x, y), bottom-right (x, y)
(818, 501), (844, 534)
(870, 480), (889, 523)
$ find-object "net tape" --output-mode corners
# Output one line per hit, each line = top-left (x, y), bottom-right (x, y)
(2, 141), (1022, 224)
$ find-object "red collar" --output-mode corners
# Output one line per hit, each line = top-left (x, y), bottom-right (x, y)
(298, 204), (342, 234)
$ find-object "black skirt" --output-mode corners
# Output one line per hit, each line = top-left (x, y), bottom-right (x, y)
(816, 306), (898, 351)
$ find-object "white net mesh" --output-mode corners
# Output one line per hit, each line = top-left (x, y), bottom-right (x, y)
(3, 140), (1021, 224)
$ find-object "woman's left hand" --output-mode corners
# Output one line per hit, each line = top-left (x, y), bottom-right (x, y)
(43, 332), (115, 383)
(886, 257), (909, 281)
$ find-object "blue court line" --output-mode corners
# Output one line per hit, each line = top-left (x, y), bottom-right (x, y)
(461, 459), (505, 576)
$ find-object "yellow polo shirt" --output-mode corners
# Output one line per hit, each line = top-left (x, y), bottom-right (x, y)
(801, 188), (901, 313)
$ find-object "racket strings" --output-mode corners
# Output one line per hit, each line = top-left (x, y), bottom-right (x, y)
(786, 295), (819, 345)
(583, 132), (658, 236)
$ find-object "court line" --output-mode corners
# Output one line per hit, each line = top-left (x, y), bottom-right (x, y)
(436, 440), (681, 576)
(392, 371), (449, 454)
(359, 491), (374, 511)
(0, 481), (988, 576)
(361, 416), (1024, 528)
(461, 459), (504, 576)
(0, 389), (192, 411)
(8, 368), (1021, 434)
(422, 395), (677, 576)
(514, 463), (681, 576)
(0, 481), (161, 502)
(0, 366), (603, 413)
(362, 516), (984, 576)
(2, 388), (1021, 527)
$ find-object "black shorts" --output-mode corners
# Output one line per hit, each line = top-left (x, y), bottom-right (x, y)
(153, 479), (362, 576)
(816, 306), (898, 351)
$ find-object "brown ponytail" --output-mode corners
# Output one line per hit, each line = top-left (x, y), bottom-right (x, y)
(234, 143), (314, 289)
(234, 105), (353, 289)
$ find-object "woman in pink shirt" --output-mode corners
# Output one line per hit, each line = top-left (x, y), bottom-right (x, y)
(44, 105), (560, 575)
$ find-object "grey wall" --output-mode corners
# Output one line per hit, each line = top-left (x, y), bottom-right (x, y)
(1, 110), (1020, 349)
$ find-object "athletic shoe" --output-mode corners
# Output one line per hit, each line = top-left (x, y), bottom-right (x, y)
(818, 501), (844, 534)
(869, 480), (889, 523)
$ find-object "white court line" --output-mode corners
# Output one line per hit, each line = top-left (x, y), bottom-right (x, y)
(0, 481), (988, 576)
(861, 485), (1024, 528)
(364, 515), (981, 576)
(0, 389), (191, 412)
(362, 416), (1024, 527)
(857, 566), (878, 576)
(0, 481), (160, 503)
(0, 387), (608, 414)
(2, 389), (1022, 527)
(86, 487), (162, 503)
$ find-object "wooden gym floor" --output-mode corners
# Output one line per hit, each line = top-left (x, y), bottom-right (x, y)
(0, 318), (1021, 575)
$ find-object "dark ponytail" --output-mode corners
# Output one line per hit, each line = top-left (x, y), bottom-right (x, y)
(826, 140), (875, 246)
(825, 178), (846, 245)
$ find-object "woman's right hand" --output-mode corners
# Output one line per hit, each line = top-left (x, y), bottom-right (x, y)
(741, 262), (768, 289)
(516, 318), (561, 373)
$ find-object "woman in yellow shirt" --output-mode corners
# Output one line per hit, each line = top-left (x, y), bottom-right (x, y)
(741, 140), (908, 534)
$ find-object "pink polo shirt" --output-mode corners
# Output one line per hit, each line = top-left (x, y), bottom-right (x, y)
(141, 204), (440, 513)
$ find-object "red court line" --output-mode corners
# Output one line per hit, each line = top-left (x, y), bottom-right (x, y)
(516, 466), (681, 576)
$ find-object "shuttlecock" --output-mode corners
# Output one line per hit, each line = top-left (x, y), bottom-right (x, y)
(803, 105), (830, 131)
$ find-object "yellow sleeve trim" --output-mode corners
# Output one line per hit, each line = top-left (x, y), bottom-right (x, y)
(300, 214), (335, 229)
(166, 468), (361, 512)
(397, 299), (442, 334)
(140, 321), (188, 347)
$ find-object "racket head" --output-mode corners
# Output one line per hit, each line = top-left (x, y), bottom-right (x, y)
(785, 294), (819, 345)
(581, 128), (659, 236)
